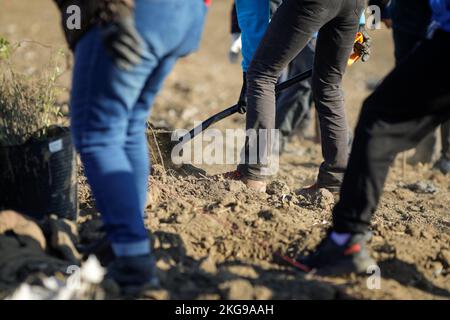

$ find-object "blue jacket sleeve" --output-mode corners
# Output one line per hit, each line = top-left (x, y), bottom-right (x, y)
(430, 0), (450, 32)
(235, 0), (270, 72)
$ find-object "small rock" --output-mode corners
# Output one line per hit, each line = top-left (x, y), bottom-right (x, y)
(220, 280), (254, 300)
(146, 184), (160, 208)
(404, 181), (438, 194)
(201, 235), (215, 249)
(176, 212), (191, 224)
(258, 209), (275, 221)
(266, 180), (290, 196)
(252, 219), (262, 227)
(142, 289), (170, 300)
(430, 262), (444, 277)
(199, 256), (218, 274)
(156, 258), (172, 271)
(181, 107), (198, 120)
(61, 104), (70, 115)
(226, 180), (245, 192)
(315, 188), (335, 210)
(438, 249), (450, 268)
(408, 205), (420, 212)
(296, 187), (335, 210)
(420, 230), (432, 239)
(227, 265), (259, 279)
(405, 224), (420, 237)
(253, 286), (273, 300)
(220, 194), (237, 207)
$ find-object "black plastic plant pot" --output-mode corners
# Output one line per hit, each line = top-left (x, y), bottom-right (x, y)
(0, 126), (78, 221)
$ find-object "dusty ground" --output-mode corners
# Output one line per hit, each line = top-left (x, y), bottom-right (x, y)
(1, 0), (449, 299)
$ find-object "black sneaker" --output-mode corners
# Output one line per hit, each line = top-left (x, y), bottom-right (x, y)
(281, 232), (376, 276)
(104, 254), (159, 297)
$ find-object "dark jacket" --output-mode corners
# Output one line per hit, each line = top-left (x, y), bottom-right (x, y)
(369, 0), (432, 36)
(53, 0), (134, 49)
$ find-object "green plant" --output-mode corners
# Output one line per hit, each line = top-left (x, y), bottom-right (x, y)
(0, 37), (65, 146)
(0, 37), (10, 60)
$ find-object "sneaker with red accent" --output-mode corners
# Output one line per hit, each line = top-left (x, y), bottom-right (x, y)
(282, 231), (376, 276)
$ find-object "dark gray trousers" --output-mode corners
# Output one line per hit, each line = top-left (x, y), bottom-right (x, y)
(276, 40), (315, 148)
(240, 0), (365, 188)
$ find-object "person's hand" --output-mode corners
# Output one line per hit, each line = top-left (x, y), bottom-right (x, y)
(354, 25), (372, 62)
(229, 33), (242, 64)
(237, 72), (247, 114)
(382, 18), (393, 29)
(101, 15), (146, 70)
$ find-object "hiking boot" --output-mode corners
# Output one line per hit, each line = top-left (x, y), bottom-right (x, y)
(291, 232), (376, 276)
(219, 170), (267, 192)
(104, 254), (159, 297)
(433, 157), (450, 175)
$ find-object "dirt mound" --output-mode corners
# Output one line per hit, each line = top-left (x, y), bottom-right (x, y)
(127, 160), (450, 300)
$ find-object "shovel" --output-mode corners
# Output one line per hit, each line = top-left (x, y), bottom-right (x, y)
(147, 69), (313, 171)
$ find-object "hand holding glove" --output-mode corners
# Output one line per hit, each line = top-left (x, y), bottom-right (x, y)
(229, 33), (242, 64)
(54, 0), (146, 70)
(237, 72), (247, 114)
(101, 15), (146, 70)
(354, 25), (372, 62)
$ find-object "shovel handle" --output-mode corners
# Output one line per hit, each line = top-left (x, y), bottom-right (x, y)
(178, 69), (313, 144)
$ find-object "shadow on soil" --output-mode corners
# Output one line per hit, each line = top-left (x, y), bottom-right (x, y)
(378, 259), (450, 298)
(151, 231), (347, 300)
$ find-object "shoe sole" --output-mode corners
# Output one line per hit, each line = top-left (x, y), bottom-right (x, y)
(274, 252), (377, 277)
(315, 256), (377, 276)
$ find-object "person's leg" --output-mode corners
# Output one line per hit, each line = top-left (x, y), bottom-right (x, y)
(70, 28), (156, 255)
(392, 20), (437, 164)
(292, 30), (450, 275)
(71, 0), (206, 259)
(240, 0), (338, 181)
(126, 1), (207, 211)
(275, 40), (315, 151)
(313, 0), (365, 191)
(106, 0), (206, 290)
(333, 30), (450, 234)
(392, 28), (423, 63)
(124, 58), (178, 221)
(117, 0), (206, 250)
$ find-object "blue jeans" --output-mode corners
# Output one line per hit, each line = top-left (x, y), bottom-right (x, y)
(235, 0), (270, 71)
(70, 0), (206, 256)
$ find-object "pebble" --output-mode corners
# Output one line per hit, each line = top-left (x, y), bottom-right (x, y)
(266, 180), (290, 196)
(220, 280), (254, 300)
(438, 249), (450, 268)
(199, 256), (218, 274)
(403, 181), (438, 194)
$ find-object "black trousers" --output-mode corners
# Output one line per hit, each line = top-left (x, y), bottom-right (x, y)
(240, 0), (365, 188)
(393, 22), (450, 162)
(333, 30), (450, 234)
